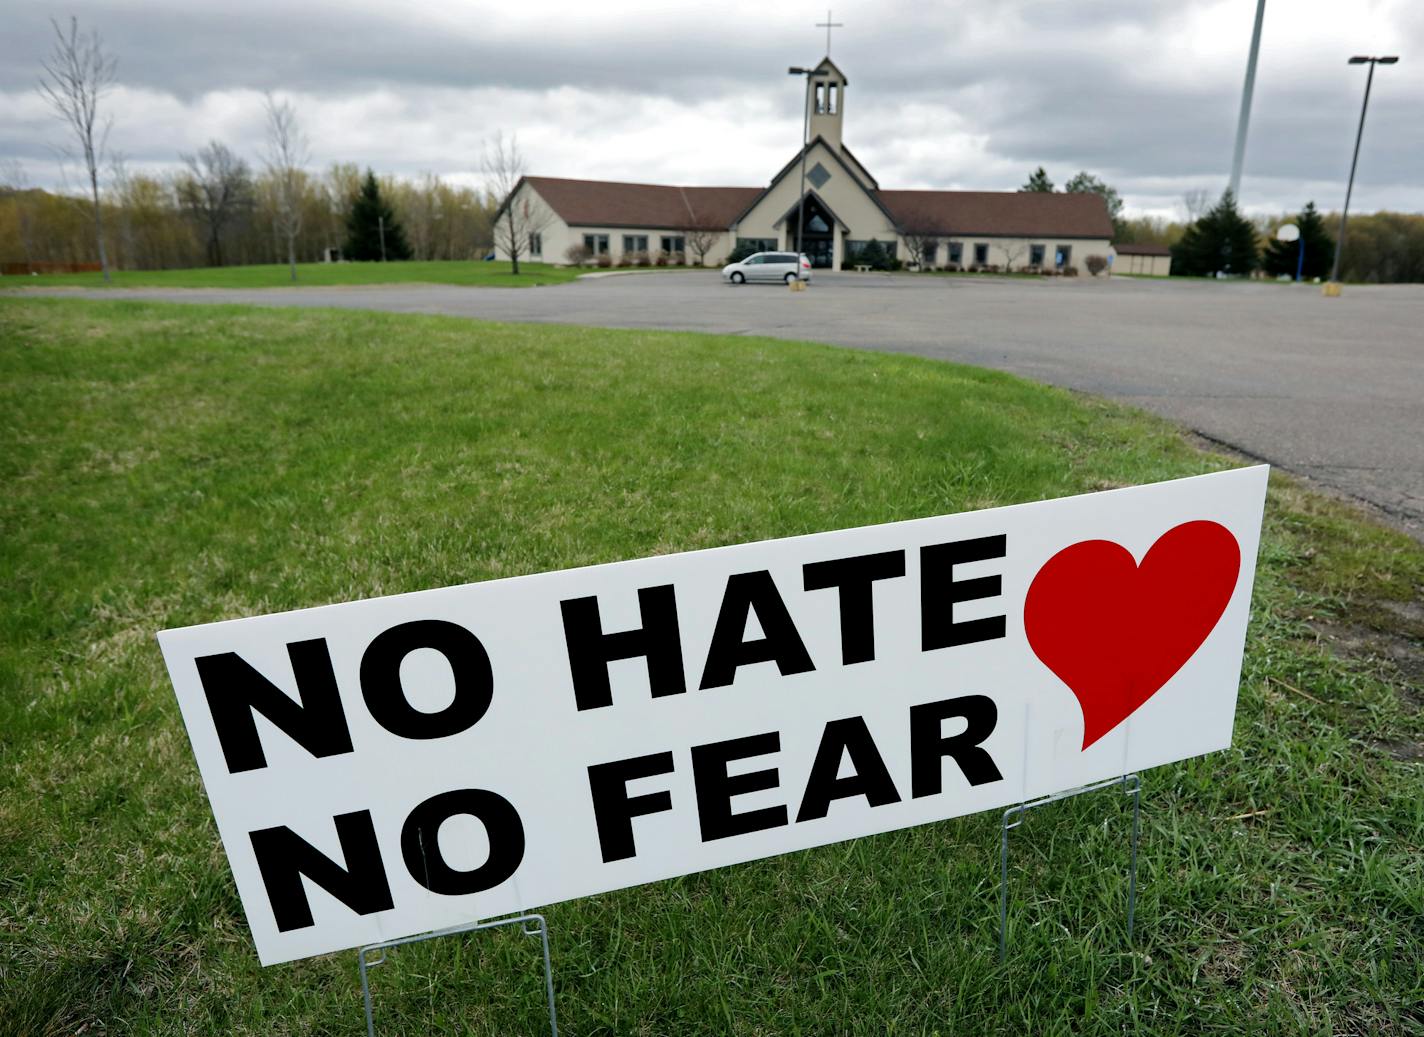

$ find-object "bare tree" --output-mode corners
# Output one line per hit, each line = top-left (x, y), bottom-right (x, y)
(263, 93), (309, 281)
(177, 141), (253, 267)
(39, 16), (117, 282)
(682, 226), (718, 267)
(483, 132), (550, 274)
(902, 230), (940, 270)
(1182, 188), (1212, 224)
(999, 240), (1027, 272)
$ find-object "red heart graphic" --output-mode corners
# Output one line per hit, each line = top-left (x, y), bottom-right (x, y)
(1024, 520), (1240, 750)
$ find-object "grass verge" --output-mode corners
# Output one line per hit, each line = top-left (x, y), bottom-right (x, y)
(1, 298), (1419, 1036)
(0, 259), (587, 290)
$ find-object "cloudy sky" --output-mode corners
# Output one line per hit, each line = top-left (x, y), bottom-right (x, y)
(3, 0), (1420, 218)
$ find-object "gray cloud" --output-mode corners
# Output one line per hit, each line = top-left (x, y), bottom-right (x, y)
(2, 0), (1419, 217)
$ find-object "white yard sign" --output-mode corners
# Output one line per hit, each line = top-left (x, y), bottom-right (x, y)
(158, 466), (1269, 965)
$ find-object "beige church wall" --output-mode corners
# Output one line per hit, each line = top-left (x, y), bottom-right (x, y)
(492, 183), (737, 266)
(560, 227), (735, 266)
(509, 219), (737, 267)
(734, 141), (897, 268)
(492, 183), (571, 263)
(1110, 252), (1173, 276)
(902, 235), (1112, 272)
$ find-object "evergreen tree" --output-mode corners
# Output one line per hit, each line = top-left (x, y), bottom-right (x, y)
(1020, 167), (1054, 192)
(1262, 201), (1333, 280)
(1064, 170), (1125, 237)
(1170, 191), (1259, 277)
(344, 170), (411, 261)
(1064, 171), (1123, 221)
(858, 238), (889, 270)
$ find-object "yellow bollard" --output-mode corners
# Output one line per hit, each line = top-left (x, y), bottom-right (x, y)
(789, 279), (807, 292)
(1322, 282), (1342, 297)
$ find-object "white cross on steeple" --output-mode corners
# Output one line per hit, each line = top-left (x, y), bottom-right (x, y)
(816, 9), (843, 55)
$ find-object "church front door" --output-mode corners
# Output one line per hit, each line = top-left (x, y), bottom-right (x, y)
(789, 197), (837, 268)
(802, 233), (834, 268)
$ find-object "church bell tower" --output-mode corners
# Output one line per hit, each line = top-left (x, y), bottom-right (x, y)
(806, 58), (847, 152)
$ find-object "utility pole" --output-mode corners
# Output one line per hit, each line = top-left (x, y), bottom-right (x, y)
(378, 215), (387, 262)
(788, 66), (813, 259)
(1328, 55), (1398, 288)
(1228, 0), (1267, 202)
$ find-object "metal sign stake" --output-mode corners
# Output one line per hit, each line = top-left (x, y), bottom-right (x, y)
(999, 773), (1141, 959)
(358, 912), (558, 1037)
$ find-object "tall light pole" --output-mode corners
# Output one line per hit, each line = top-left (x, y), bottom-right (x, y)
(1228, 0), (1267, 202)
(788, 66), (813, 258)
(1328, 55), (1398, 287)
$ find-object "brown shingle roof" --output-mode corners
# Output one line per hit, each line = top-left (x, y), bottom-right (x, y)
(1112, 242), (1171, 256)
(875, 190), (1114, 239)
(524, 176), (760, 230)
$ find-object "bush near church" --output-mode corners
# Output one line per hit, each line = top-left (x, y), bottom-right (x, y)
(1085, 255), (1108, 275)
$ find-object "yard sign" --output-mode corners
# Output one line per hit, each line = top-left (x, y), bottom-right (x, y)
(158, 465), (1269, 964)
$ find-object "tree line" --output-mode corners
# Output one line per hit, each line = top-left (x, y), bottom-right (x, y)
(1023, 167), (1423, 283)
(0, 154), (499, 274)
(1, 16), (507, 279)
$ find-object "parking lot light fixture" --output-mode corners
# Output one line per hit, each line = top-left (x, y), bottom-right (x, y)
(1328, 55), (1399, 291)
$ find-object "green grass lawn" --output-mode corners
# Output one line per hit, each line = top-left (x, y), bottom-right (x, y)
(0, 259), (593, 290)
(1, 298), (1420, 1036)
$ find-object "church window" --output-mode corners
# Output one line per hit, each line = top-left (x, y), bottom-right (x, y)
(974, 243), (989, 265)
(948, 241), (963, 264)
(660, 235), (685, 254)
(583, 233), (609, 255)
(807, 214), (830, 234)
(736, 237), (776, 253)
(1030, 244), (1045, 267)
(622, 234), (649, 254)
(815, 82), (827, 114)
(807, 162), (831, 190)
(828, 83), (839, 115)
(528, 232), (543, 257)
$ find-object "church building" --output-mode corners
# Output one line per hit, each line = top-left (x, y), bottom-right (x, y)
(497, 58), (1114, 271)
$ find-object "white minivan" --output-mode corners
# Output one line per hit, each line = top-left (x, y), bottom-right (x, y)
(722, 251), (813, 285)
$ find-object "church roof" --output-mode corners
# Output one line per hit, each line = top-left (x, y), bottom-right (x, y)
(521, 176), (761, 230)
(812, 56), (848, 84)
(1113, 242), (1171, 255)
(876, 190), (1114, 239)
(519, 175), (1115, 241)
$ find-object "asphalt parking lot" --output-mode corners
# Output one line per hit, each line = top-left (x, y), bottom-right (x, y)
(24, 272), (1424, 536)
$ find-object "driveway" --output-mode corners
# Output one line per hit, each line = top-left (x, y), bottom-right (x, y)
(18, 272), (1424, 537)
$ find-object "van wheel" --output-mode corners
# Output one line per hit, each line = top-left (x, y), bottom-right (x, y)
(784, 272), (798, 285)
(731, 272), (745, 284)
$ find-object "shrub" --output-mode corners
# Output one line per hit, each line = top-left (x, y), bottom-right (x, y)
(564, 244), (591, 266)
(654, 251), (669, 267)
(634, 250), (652, 267)
(673, 251), (687, 266)
(1085, 254), (1108, 275)
(943, 262), (961, 273)
(726, 243), (761, 264)
(1064, 265), (1080, 277)
(596, 253), (613, 268)
(986, 263), (1001, 274)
